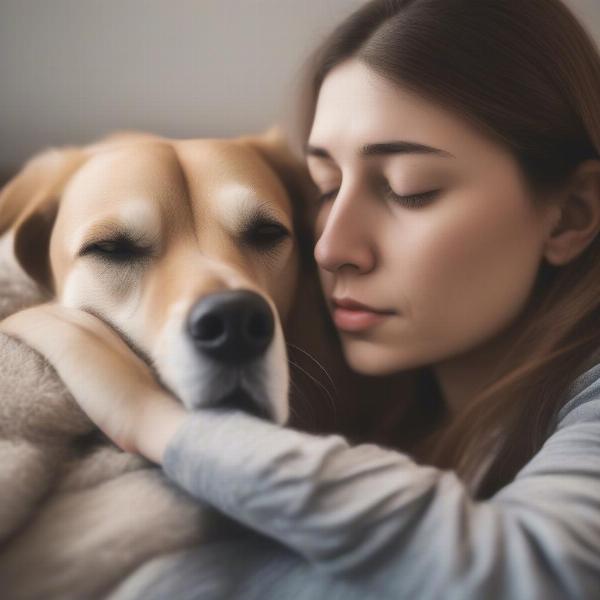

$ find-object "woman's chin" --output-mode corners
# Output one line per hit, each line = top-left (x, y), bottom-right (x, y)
(342, 342), (415, 376)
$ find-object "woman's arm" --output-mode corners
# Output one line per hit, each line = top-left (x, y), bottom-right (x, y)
(3, 305), (600, 599)
(160, 373), (600, 600)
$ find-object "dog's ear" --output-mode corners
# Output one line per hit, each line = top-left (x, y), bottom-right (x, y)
(0, 147), (86, 292)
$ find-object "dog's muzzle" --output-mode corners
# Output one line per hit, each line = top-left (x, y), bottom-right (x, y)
(185, 290), (277, 419)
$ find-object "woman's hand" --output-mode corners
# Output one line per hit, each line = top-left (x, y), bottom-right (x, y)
(0, 303), (186, 463)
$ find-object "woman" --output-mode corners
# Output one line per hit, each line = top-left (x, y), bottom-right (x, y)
(4, 0), (600, 597)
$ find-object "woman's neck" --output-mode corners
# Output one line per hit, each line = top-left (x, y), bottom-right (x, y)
(432, 324), (521, 415)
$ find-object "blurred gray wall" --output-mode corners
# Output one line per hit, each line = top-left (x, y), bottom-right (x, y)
(1, 0), (599, 179)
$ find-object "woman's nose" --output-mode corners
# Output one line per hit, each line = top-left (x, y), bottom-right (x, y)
(314, 189), (376, 274)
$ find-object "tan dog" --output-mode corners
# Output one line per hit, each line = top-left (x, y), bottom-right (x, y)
(0, 130), (323, 598)
(1, 129), (316, 421)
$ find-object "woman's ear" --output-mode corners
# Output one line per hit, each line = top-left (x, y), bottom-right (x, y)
(543, 159), (600, 266)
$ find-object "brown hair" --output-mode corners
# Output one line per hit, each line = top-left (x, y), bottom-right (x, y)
(295, 0), (600, 498)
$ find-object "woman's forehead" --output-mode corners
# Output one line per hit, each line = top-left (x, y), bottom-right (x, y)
(308, 60), (505, 166)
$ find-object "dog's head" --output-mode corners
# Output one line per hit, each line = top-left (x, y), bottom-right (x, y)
(0, 130), (317, 424)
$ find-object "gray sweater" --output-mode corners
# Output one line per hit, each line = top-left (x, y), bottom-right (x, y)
(110, 360), (600, 600)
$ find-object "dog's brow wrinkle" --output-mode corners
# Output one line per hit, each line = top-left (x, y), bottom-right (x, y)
(169, 145), (195, 233)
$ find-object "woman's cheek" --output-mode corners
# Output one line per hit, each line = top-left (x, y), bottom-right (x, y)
(407, 206), (536, 349)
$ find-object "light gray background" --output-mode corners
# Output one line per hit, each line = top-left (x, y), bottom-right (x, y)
(1, 0), (599, 180)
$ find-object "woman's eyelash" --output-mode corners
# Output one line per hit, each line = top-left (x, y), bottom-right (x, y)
(383, 183), (441, 207)
(317, 185), (440, 207)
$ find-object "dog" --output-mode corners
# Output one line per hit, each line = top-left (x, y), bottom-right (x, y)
(1, 128), (319, 420)
(0, 129), (329, 599)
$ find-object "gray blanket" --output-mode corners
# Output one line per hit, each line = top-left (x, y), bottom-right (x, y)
(0, 257), (220, 599)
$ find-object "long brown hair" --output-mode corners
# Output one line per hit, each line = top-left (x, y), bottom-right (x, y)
(294, 0), (600, 498)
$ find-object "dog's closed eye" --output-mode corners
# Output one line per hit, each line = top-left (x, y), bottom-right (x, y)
(241, 218), (290, 250)
(243, 219), (290, 248)
(79, 236), (153, 263)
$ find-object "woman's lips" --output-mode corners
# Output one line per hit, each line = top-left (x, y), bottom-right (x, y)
(331, 297), (396, 332)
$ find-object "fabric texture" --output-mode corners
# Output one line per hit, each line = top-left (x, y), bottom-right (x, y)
(0, 253), (217, 600)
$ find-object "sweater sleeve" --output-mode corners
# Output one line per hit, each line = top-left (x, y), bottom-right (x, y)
(162, 367), (600, 600)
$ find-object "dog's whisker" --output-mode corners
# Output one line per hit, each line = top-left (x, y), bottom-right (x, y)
(287, 371), (309, 404)
(286, 403), (302, 422)
(287, 377), (320, 426)
(288, 358), (338, 423)
(287, 376), (315, 416)
(288, 358), (336, 402)
(287, 354), (338, 421)
(286, 342), (337, 395)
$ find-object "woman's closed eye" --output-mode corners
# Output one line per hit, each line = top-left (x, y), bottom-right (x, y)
(382, 182), (441, 208)
(317, 184), (441, 208)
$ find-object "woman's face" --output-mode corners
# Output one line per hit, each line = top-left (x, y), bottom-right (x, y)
(307, 59), (558, 376)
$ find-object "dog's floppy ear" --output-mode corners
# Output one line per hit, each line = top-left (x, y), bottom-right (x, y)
(0, 147), (86, 292)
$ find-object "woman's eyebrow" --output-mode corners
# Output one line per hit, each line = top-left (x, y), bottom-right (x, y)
(305, 141), (455, 159)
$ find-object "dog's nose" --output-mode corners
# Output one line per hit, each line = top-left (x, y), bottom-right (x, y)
(187, 290), (274, 363)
